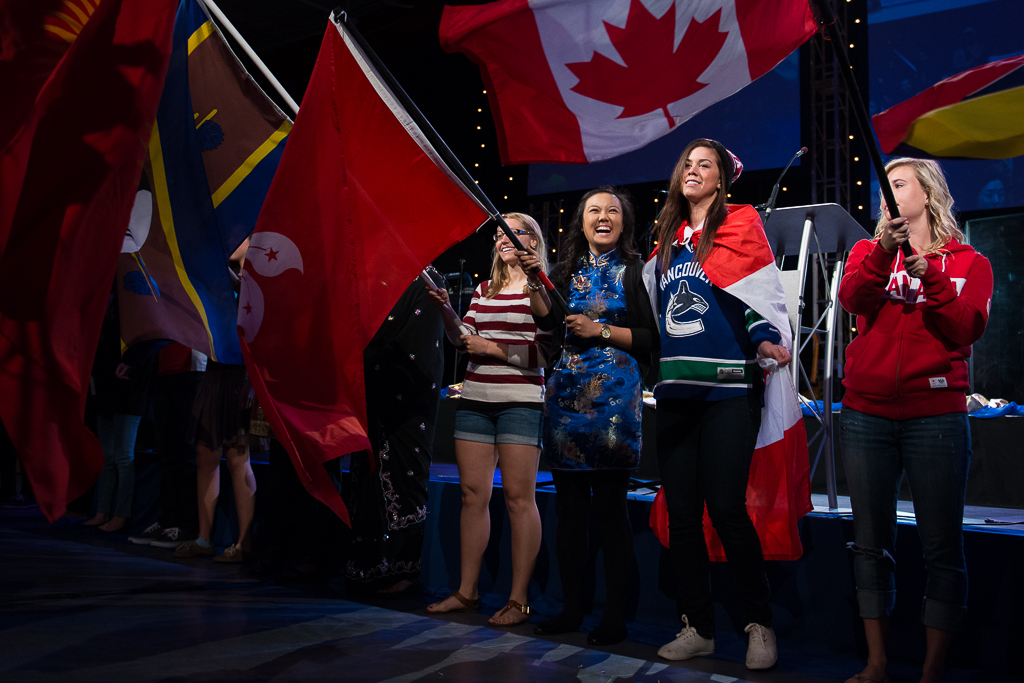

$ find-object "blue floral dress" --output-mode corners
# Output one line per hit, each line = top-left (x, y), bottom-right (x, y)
(543, 249), (644, 470)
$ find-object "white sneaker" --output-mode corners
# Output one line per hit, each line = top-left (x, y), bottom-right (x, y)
(150, 527), (184, 548)
(657, 615), (715, 661)
(127, 522), (162, 545)
(744, 623), (777, 670)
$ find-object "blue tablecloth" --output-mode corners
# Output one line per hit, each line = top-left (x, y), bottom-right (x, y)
(800, 400), (1024, 419)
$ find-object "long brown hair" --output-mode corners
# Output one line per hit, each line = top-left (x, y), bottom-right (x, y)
(484, 212), (548, 299)
(655, 139), (729, 272)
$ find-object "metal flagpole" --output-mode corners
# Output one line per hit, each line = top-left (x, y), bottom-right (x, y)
(813, 0), (911, 256)
(199, 0), (301, 117)
(332, 9), (570, 318)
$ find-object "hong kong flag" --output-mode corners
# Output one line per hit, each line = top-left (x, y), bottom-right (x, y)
(440, 0), (818, 164)
(238, 17), (488, 524)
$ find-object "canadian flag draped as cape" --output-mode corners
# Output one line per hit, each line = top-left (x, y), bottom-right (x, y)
(238, 17), (489, 525)
(644, 205), (811, 561)
(440, 0), (817, 164)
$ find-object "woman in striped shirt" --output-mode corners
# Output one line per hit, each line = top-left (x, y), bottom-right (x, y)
(426, 213), (552, 627)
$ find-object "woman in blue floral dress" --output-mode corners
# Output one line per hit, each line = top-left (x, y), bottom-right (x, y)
(522, 186), (658, 646)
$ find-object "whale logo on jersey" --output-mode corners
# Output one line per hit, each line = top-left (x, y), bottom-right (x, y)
(665, 281), (708, 337)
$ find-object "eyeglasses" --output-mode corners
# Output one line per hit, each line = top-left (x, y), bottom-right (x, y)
(493, 228), (531, 242)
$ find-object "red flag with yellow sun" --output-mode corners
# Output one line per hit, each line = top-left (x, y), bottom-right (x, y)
(0, 0), (177, 521)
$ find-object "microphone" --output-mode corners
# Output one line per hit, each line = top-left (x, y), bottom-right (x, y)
(757, 146), (807, 223)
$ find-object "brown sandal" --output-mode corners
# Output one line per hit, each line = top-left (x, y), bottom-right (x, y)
(488, 599), (531, 626)
(426, 590), (480, 614)
(846, 674), (892, 683)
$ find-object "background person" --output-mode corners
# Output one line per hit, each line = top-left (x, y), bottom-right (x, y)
(85, 292), (155, 534)
(346, 268), (446, 594)
(175, 244), (267, 563)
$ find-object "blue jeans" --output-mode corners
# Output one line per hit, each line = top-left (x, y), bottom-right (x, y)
(839, 408), (971, 632)
(454, 405), (543, 446)
(94, 414), (141, 519)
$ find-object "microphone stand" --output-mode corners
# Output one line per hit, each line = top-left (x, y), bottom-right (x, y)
(757, 147), (806, 226)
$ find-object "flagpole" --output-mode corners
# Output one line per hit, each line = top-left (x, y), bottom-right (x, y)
(199, 0), (300, 117)
(813, 0), (911, 257)
(332, 10), (570, 318)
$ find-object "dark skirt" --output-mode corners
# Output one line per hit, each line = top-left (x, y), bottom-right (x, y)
(188, 362), (268, 452)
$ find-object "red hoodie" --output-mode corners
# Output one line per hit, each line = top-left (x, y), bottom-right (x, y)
(839, 237), (992, 420)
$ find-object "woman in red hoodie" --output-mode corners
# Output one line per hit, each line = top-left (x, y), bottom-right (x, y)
(839, 158), (992, 683)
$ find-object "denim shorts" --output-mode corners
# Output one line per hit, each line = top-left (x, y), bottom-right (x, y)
(454, 405), (543, 446)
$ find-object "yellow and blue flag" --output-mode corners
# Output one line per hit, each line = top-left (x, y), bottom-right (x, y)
(116, 0), (291, 363)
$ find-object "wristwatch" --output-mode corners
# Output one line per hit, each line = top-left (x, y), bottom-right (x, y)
(600, 324), (611, 339)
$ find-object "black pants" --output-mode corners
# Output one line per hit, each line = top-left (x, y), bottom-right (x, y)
(262, 439), (346, 571)
(656, 394), (771, 637)
(550, 469), (633, 627)
(152, 373), (202, 533)
(0, 418), (23, 500)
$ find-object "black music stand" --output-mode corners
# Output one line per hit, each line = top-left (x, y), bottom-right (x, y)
(760, 204), (870, 511)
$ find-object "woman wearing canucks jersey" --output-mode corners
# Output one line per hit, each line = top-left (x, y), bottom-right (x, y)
(648, 139), (792, 671)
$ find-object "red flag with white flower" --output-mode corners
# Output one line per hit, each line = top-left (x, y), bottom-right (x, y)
(440, 0), (818, 164)
(238, 17), (489, 525)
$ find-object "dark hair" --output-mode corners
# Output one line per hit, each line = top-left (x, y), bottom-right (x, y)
(555, 186), (639, 284)
(655, 139), (730, 271)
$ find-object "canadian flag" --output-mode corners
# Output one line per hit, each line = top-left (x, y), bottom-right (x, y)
(440, 0), (818, 165)
(644, 206), (812, 561)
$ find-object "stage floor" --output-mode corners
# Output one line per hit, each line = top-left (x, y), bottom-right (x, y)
(1, 507), (840, 683)
(2, 463), (1021, 682)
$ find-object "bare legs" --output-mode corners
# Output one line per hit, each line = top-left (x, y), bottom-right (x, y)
(426, 439), (541, 626)
(846, 619), (953, 683)
(196, 444), (220, 542)
(196, 443), (256, 550)
(493, 443), (543, 623)
(921, 627), (952, 683)
(845, 618), (888, 683)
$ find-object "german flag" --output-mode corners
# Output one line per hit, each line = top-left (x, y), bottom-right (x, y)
(873, 54), (1024, 160)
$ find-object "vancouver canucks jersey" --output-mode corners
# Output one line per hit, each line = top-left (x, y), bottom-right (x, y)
(655, 238), (781, 402)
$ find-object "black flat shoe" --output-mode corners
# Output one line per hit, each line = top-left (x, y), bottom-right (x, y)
(533, 615), (582, 636)
(586, 623), (627, 646)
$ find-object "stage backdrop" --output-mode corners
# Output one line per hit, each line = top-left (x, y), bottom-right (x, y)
(967, 212), (1024, 404)
(868, 0), (1024, 214)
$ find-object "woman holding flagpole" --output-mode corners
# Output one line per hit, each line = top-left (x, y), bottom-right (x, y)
(519, 186), (658, 646)
(649, 139), (793, 671)
(839, 158), (992, 683)
(424, 213), (551, 627)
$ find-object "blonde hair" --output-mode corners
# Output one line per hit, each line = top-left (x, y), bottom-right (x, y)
(874, 157), (964, 254)
(484, 212), (548, 298)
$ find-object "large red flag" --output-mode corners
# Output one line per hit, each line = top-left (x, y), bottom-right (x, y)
(238, 17), (489, 524)
(440, 0), (818, 165)
(0, 0), (176, 521)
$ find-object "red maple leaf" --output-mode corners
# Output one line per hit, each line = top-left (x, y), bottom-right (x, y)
(567, 0), (729, 128)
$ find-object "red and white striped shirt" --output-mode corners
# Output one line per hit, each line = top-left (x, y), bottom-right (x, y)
(461, 282), (551, 404)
